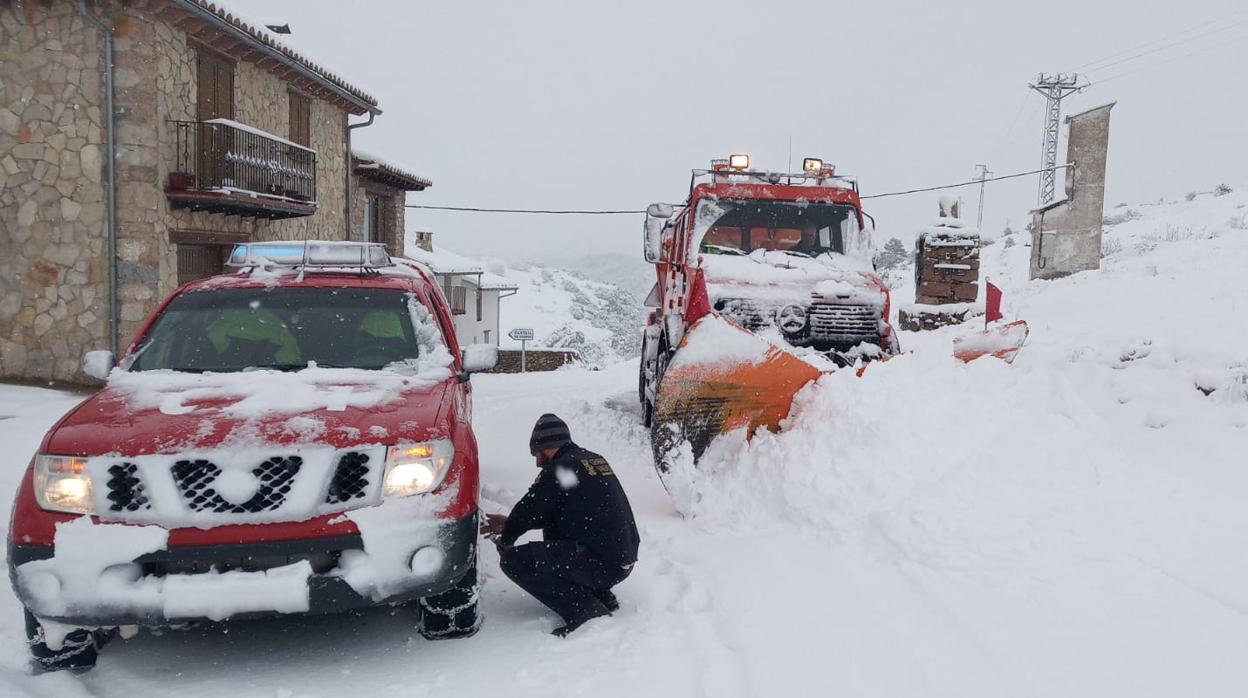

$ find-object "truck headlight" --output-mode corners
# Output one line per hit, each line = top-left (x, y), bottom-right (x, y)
(34, 455), (95, 515)
(382, 440), (454, 497)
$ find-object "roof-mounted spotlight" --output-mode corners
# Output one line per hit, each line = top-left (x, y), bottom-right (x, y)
(728, 153), (750, 170)
(802, 157), (824, 173)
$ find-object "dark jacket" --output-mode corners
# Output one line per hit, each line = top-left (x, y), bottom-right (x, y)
(500, 443), (640, 568)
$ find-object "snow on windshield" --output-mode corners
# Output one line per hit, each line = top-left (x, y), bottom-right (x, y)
(693, 198), (877, 287)
(109, 288), (454, 421)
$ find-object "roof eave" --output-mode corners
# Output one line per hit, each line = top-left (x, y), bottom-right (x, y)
(171, 0), (380, 116)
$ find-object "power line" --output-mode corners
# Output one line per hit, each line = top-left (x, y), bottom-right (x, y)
(1071, 8), (1247, 72)
(1082, 17), (1248, 77)
(1090, 32), (1248, 86)
(406, 204), (646, 214)
(405, 165), (1073, 215)
(860, 165), (1072, 200)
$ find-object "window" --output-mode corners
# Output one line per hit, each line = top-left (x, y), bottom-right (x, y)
(364, 192), (392, 247)
(176, 244), (228, 285)
(483, 329), (491, 344)
(450, 286), (468, 315)
(288, 92), (310, 147)
(196, 48), (234, 121)
(130, 287), (447, 373)
(476, 287), (483, 321)
(195, 48), (234, 186)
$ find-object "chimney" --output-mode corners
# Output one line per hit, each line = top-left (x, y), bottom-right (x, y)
(413, 230), (434, 253)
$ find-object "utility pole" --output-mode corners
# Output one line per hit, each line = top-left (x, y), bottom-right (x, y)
(1029, 73), (1084, 206)
(974, 164), (991, 231)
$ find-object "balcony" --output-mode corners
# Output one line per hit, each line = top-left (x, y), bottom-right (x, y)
(167, 119), (318, 219)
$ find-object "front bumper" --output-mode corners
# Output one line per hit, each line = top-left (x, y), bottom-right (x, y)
(8, 513), (476, 627)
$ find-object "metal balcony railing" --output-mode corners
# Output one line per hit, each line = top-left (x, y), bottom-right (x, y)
(170, 119), (317, 205)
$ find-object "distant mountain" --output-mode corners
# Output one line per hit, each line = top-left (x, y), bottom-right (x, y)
(486, 258), (645, 367)
(547, 253), (655, 299)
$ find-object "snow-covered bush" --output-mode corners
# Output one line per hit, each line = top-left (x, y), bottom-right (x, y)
(1103, 208), (1141, 227)
(1101, 236), (1123, 257)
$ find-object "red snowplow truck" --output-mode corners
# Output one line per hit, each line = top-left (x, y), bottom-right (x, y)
(639, 154), (897, 478)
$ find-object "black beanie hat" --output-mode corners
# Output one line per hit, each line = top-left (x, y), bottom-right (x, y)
(530, 413), (571, 455)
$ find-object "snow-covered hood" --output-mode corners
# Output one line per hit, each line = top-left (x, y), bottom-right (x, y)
(45, 367), (455, 457)
(700, 250), (887, 306)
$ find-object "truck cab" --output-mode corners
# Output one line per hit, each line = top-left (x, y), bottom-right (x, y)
(639, 155), (897, 425)
(7, 241), (495, 671)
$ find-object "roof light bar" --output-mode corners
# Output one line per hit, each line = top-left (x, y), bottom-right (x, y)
(227, 241), (393, 269)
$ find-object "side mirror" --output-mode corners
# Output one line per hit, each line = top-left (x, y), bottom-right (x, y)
(83, 350), (115, 381)
(643, 203), (675, 264)
(460, 343), (499, 376)
(646, 202), (674, 219)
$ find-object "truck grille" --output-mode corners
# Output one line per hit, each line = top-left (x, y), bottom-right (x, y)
(716, 298), (772, 331)
(715, 297), (881, 351)
(100, 450), (379, 519)
(808, 303), (880, 343)
(172, 456), (302, 514)
(105, 462), (151, 513)
(325, 452), (372, 504)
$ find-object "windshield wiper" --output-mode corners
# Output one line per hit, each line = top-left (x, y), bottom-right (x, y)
(242, 363), (312, 372)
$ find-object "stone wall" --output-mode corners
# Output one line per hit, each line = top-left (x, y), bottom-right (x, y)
(349, 172), (406, 256)
(0, 1), (109, 381)
(487, 349), (581, 374)
(1, 0), (354, 382)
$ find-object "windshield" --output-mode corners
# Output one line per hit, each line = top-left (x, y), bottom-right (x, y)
(129, 287), (444, 373)
(695, 199), (865, 258)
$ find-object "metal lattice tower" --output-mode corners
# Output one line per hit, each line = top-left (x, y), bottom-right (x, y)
(1030, 73), (1084, 205)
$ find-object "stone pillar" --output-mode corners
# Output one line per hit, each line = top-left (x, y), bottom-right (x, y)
(1030, 102), (1115, 280)
(898, 202), (982, 332)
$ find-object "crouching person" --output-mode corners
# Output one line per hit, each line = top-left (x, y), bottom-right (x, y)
(482, 414), (640, 637)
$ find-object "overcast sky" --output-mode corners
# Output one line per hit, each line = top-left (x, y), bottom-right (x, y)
(249, 0), (1246, 262)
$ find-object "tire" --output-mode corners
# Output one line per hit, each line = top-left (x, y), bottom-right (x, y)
(418, 556), (481, 640)
(24, 609), (111, 672)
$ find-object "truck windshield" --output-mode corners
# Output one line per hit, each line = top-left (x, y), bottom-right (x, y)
(128, 287), (441, 373)
(695, 199), (863, 257)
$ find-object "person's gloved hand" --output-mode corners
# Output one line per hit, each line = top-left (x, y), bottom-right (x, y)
(479, 512), (508, 537)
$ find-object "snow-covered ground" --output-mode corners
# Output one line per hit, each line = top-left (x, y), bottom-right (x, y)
(2, 189), (1247, 696)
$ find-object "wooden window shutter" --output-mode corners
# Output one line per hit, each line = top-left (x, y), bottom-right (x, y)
(196, 49), (234, 121)
(289, 92), (310, 147)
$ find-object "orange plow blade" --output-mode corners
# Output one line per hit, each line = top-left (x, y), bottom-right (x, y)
(650, 317), (823, 476)
(952, 320), (1030, 363)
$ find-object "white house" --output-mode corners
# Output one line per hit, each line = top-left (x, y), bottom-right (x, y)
(402, 231), (518, 347)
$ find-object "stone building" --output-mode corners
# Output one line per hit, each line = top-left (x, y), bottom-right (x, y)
(1, 0), (429, 383)
(350, 150), (430, 256)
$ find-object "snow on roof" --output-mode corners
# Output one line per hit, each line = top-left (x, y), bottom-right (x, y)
(175, 1), (378, 113)
(399, 236), (519, 291)
(352, 149), (432, 190)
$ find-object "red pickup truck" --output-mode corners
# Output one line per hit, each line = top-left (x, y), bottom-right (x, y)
(7, 241), (495, 671)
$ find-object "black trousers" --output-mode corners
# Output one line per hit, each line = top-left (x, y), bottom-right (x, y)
(500, 541), (630, 624)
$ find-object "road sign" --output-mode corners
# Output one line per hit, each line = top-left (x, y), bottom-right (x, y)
(508, 328), (534, 341)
